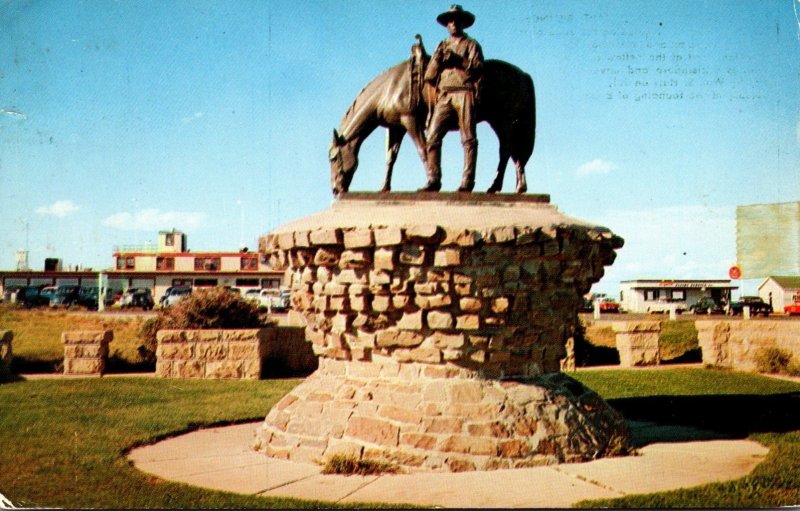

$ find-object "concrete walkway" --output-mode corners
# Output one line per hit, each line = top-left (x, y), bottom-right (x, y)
(128, 421), (768, 508)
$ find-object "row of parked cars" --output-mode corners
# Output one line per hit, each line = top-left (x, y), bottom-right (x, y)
(7, 284), (292, 312)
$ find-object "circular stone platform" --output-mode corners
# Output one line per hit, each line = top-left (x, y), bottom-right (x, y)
(255, 193), (629, 472)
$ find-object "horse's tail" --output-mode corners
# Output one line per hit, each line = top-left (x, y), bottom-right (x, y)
(515, 72), (536, 164)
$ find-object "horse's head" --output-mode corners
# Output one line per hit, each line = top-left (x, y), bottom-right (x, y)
(329, 129), (357, 196)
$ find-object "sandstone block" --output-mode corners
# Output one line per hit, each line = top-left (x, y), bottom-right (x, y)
(397, 311), (424, 330)
(415, 294), (452, 309)
(343, 229), (374, 248)
(392, 294), (410, 309)
(345, 416), (399, 447)
(456, 314), (481, 330)
(376, 329), (424, 348)
(406, 225), (441, 243)
(277, 232), (295, 250)
(374, 226), (404, 246)
(442, 228), (480, 246)
(314, 247), (342, 267)
(373, 247), (396, 271)
(433, 247), (461, 267)
(459, 297), (483, 313)
(309, 228), (342, 246)
(491, 297), (510, 314)
(427, 310), (454, 330)
(395, 346), (442, 364)
(371, 294), (393, 312)
(205, 361), (244, 379)
(340, 250), (372, 270)
(64, 357), (104, 375)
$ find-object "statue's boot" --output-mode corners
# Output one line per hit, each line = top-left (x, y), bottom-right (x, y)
(457, 140), (478, 192)
(419, 143), (442, 192)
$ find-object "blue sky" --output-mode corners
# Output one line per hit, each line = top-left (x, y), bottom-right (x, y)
(1, 0), (799, 296)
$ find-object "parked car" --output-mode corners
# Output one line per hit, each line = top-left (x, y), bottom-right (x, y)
(17, 286), (50, 308)
(728, 296), (772, 316)
(245, 288), (290, 311)
(120, 288), (154, 310)
(598, 298), (620, 313)
(785, 300), (800, 316)
(579, 297), (594, 313)
(77, 287), (99, 310)
(50, 285), (81, 308)
(688, 296), (724, 315)
(160, 286), (192, 308)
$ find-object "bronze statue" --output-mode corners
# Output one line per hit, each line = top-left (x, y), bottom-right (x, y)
(329, 8), (535, 196)
(420, 5), (483, 192)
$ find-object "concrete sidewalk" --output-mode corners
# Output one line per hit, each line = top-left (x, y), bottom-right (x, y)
(128, 422), (768, 508)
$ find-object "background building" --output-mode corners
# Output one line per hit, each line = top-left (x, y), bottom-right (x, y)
(619, 279), (737, 314)
(1, 230), (282, 303)
(758, 276), (800, 312)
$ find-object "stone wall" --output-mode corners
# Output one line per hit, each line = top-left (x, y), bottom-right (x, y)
(156, 329), (267, 379)
(696, 320), (800, 371)
(259, 203), (622, 379)
(0, 330), (12, 380)
(254, 357), (630, 472)
(156, 327), (317, 379)
(611, 321), (661, 367)
(62, 330), (113, 376)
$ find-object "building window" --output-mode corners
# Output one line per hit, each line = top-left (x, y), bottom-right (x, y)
(670, 290), (686, 301)
(194, 257), (220, 271)
(117, 256), (135, 270)
(262, 278), (281, 289)
(172, 279), (192, 287)
(165, 233), (174, 246)
(156, 257), (175, 271)
(194, 278), (218, 287)
(240, 256), (258, 271)
(236, 278), (260, 287)
(644, 289), (660, 301)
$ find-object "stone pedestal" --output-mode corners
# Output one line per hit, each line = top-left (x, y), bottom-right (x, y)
(612, 321), (662, 367)
(62, 330), (113, 376)
(254, 193), (630, 471)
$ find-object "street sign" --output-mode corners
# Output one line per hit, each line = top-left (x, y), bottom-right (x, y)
(728, 265), (742, 280)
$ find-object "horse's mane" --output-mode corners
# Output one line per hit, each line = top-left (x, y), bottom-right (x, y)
(338, 60), (409, 140)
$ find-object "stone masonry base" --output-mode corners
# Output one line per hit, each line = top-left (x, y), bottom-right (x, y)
(254, 358), (630, 473)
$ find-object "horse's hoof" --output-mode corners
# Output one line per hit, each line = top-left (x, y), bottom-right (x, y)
(417, 181), (441, 192)
(515, 184), (528, 194)
(380, 187), (391, 193)
(457, 183), (474, 193)
(486, 185), (500, 194)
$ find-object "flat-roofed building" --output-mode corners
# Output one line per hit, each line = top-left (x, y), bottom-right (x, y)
(619, 279), (737, 314)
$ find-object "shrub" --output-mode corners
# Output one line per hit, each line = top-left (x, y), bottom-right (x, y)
(321, 453), (397, 476)
(138, 287), (268, 360)
(754, 347), (793, 375)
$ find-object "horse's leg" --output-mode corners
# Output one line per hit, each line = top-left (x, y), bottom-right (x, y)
(400, 115), (428, 175)
(382, 125), (406, 192)
(513, 157), (528, 194)
(487, 137), (511, 194)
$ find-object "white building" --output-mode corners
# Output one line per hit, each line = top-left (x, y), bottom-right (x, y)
(619, 279), (737, 314)
(758, 276), (800, 312)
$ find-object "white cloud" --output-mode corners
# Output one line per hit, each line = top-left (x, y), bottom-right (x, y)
(35, 200), (79, 217)
(102, 208), (207, 231)
(182, 111), (205, 124)
(577, 158), (616, 176)
(0, 108), (27, 120)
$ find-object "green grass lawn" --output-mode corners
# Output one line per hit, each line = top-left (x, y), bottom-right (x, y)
(0, 377), (383, 509)
(1, 369), (798, 508)
(0, 305), (148, 371)
(572, 368), (800, 508)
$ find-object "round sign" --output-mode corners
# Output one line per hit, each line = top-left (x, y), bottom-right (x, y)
(728, 265), (742, 280)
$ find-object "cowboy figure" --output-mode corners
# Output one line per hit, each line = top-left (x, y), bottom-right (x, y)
(420, 4), (484, 192)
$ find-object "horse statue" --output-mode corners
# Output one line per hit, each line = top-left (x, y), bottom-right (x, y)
(329, 35), (536, 196)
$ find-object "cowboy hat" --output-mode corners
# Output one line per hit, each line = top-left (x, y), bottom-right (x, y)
(436, 4), (475, 28)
